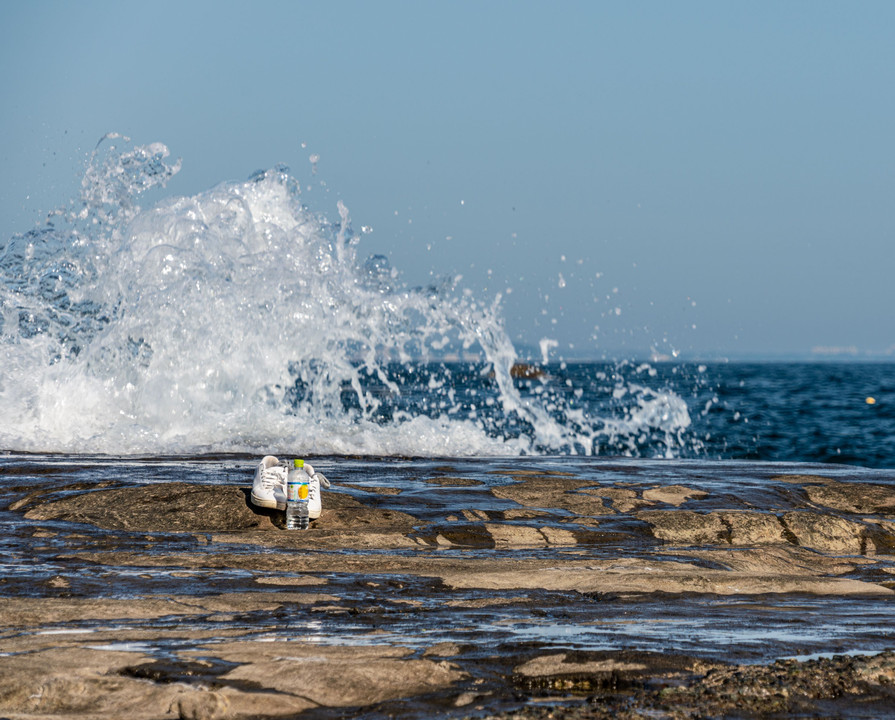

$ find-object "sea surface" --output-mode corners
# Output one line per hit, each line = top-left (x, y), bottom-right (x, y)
(1, 136), (892, 464)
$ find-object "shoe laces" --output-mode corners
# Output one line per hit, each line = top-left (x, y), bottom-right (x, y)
(259, 466), (284, 490)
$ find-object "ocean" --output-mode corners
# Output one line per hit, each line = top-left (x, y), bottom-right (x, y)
(1, 136), (892, 465)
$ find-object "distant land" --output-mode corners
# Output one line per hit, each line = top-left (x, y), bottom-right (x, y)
(509, 344), (895, 364)
(367, 344), (895, 365)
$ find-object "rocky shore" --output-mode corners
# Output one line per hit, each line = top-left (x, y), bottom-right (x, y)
(1, 456), (894, 718)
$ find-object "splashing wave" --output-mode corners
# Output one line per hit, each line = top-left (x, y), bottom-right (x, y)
(0, 136), (692, 456)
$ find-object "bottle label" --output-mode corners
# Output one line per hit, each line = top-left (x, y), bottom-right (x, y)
(288, 481), (309, 502)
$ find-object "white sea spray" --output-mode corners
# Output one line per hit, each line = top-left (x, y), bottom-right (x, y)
(0, 136), (693, 457)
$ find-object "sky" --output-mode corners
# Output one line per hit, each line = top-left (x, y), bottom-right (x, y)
(2, 0), (893, 360)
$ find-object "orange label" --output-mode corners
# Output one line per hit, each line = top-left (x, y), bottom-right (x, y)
(298, 484), (309, 500)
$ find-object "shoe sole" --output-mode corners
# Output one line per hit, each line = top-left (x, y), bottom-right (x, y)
(251, 491), (285, 511)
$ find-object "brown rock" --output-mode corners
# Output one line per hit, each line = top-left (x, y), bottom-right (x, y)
(855, 652), (895, 684)
(423, 642), (463, 657)
(642, 484), (709, 506)
(23, 482), (268, 532)
(539, 526), (579, 546)
(0, 646), (184, 719)
(0, 592), (339, 632)
(720, 511), (787, 545)
(0, 634), (464, 720)
(425, 476), (485, 486)
(863, 519), (895, 555)
(676, 545), (866, 576)
(515, 652), (646, 679)
(804, 481), (895, 515)
(172, 689), (312, 719)
(201, 641), (466, 707)
(437, 557), (893, 596)
(21, 482), (423, 550)
(492, 476), (614, 516)
(485, 523), (550, 547)
(652, 651), (895, 718)
(783, 511), (868, 554)
(501, 508), (551, 520)
(482, 523), (578, 547)
(426, 522), (495, 548)
(637, 510), (725, 544)
(510, 363), (544, 379)
(170, 689), (231, 720)
(579, 487), (650, 513)
(307, 492), (419, 532)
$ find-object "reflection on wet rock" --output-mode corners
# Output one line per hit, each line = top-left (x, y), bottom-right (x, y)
(3, 456), (895, 718)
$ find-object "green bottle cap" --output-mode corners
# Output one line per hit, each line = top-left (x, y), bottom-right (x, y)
(293, 459), (304, 468)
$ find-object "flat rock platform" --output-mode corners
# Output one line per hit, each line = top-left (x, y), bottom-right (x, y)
(2, 455), (894, 718)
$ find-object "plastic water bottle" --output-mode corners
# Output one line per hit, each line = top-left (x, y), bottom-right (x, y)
(286, 459), (310, 530)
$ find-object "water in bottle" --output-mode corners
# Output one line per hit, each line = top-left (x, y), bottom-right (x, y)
(286, 459), (310, 530)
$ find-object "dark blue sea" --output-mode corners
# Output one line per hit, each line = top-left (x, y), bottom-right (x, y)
(525, 360), (895, 467)
(679, 361), (894, 468)
(275, 358), (895, 468)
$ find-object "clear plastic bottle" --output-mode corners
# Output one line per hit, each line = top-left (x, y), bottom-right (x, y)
(286, 459), (310, 530)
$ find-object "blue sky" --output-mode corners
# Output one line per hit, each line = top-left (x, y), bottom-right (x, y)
(2, 0), (894, 359)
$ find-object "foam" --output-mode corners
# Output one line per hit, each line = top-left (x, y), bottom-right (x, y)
(0, 136), (692, 456)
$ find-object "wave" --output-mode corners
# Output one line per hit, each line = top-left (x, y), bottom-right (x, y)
(0, 136), (692, 456)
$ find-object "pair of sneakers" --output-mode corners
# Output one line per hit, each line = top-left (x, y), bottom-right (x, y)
(250, 455), (330, 520)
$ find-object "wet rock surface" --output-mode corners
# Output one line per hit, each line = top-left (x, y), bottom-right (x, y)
(1, 455), (895, 718)
(474, 651), (895, 719)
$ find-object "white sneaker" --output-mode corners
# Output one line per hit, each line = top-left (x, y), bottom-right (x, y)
(304, 462), (330, 519)
(250, 455), (287, 510)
